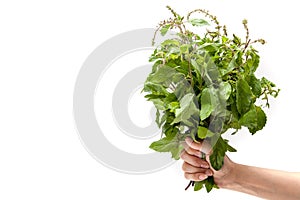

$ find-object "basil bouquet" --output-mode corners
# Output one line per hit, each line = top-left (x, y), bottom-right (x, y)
(143, 6), (279, 192)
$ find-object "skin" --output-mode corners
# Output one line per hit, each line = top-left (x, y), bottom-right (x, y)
(180, 137), (300, 200)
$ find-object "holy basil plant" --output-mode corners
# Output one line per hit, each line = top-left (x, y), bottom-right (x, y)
(142, 6), (279, 192)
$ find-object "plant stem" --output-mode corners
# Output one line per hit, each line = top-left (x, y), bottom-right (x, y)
(185, 181), (194, 190)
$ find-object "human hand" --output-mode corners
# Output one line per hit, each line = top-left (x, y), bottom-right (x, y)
(180, 137), (235, 188)
(181, 138), (300, 199)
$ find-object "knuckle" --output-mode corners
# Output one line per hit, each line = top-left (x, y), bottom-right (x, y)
(194, 159), (203, 167)
(184, 173), (190, 180)
(188, 148), (196, 155)
(182, 162), (188, 171)
(180, 151), (187, 160)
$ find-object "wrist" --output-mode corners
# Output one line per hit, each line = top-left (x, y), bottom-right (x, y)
(214, 160), (239, 189)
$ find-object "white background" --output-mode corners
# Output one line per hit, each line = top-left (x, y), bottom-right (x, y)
(1, 0), (300, 199)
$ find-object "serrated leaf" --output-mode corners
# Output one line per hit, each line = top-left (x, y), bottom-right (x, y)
(248, 50), (260, 73)
(236, 78), (253, 115)
(239, 105), (267, 134)
(149, 136), (183, 160)
(256, 106), (267, 131)
(247, 74), (262, 97)
(145, 66), (186, 97)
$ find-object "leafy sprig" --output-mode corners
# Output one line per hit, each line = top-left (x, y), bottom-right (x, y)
(143, 6), (279, 192)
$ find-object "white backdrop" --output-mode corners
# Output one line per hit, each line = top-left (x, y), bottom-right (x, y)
(1, 0), (299, 199)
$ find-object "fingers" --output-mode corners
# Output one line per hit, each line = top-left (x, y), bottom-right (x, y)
(185, 137), (201, 150)
(181, 137), (215, 182)
(180, 150), (210, 168)
(185, 137), (212, 155)
(182, 162), (213, 175)
(184, 171), (213, 181)
(184, 173), (207, 181)
(182, 142), (202, 157)
(182, 161), (214, 181)
(181, 158), (214, 181)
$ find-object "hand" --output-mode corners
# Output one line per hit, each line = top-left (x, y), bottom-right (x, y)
(180, 137), (235, 188)
(181, 137), (300, 199)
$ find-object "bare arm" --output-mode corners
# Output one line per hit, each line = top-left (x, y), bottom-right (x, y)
(220, 163), (300, 200)
(181, 138), (300, 200)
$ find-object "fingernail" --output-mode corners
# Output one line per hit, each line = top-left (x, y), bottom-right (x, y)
(205, 170), (213, 176)
(201, 164), (209, 168)
(199, 174), (208, 180)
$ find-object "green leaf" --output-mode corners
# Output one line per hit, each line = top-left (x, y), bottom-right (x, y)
(239, 105), (267, 134)
(189, 18), (210, 26)
(190, 58), (203, 79)
(194, 177), (218, 192)
(225, 53), (238, 75)
(228, 102), (241, 130)
(161, 39), (180, 47)
(194, 182), (204, 191)
(246, 74), (262, 97)
(236, 78), (253, 115)
(160, 24), (171, 36)
(200, 88), (214, 120)
(227, 143), (237, 152)
(222, 36), (229, 43)
(155, 110), (161, 127)
(256, 107), (267, 131)
(149, 136), (183, 159)
(219, 81), (232, 100)
(144, 94), (165, 100)
(197, 126), (215, 139)
(204, 176), (216, 192)
(210, 137), (236, 170)
(261, 77), (276, 87)
(172, 93), (199, 126)
(167, 101), (180, 112)
(219, 51), (240, 77)
(151, 98), (165, 110)
(198, 43), (221, 53)
(146, 65), (183, 88)
(205, 58), (220, 84)
(162, 123), (178, 138)
(180, 44), (190, 54)
(247, 50), (260, 73)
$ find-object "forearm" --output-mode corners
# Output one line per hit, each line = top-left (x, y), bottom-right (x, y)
(218, 163), (300, 200)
